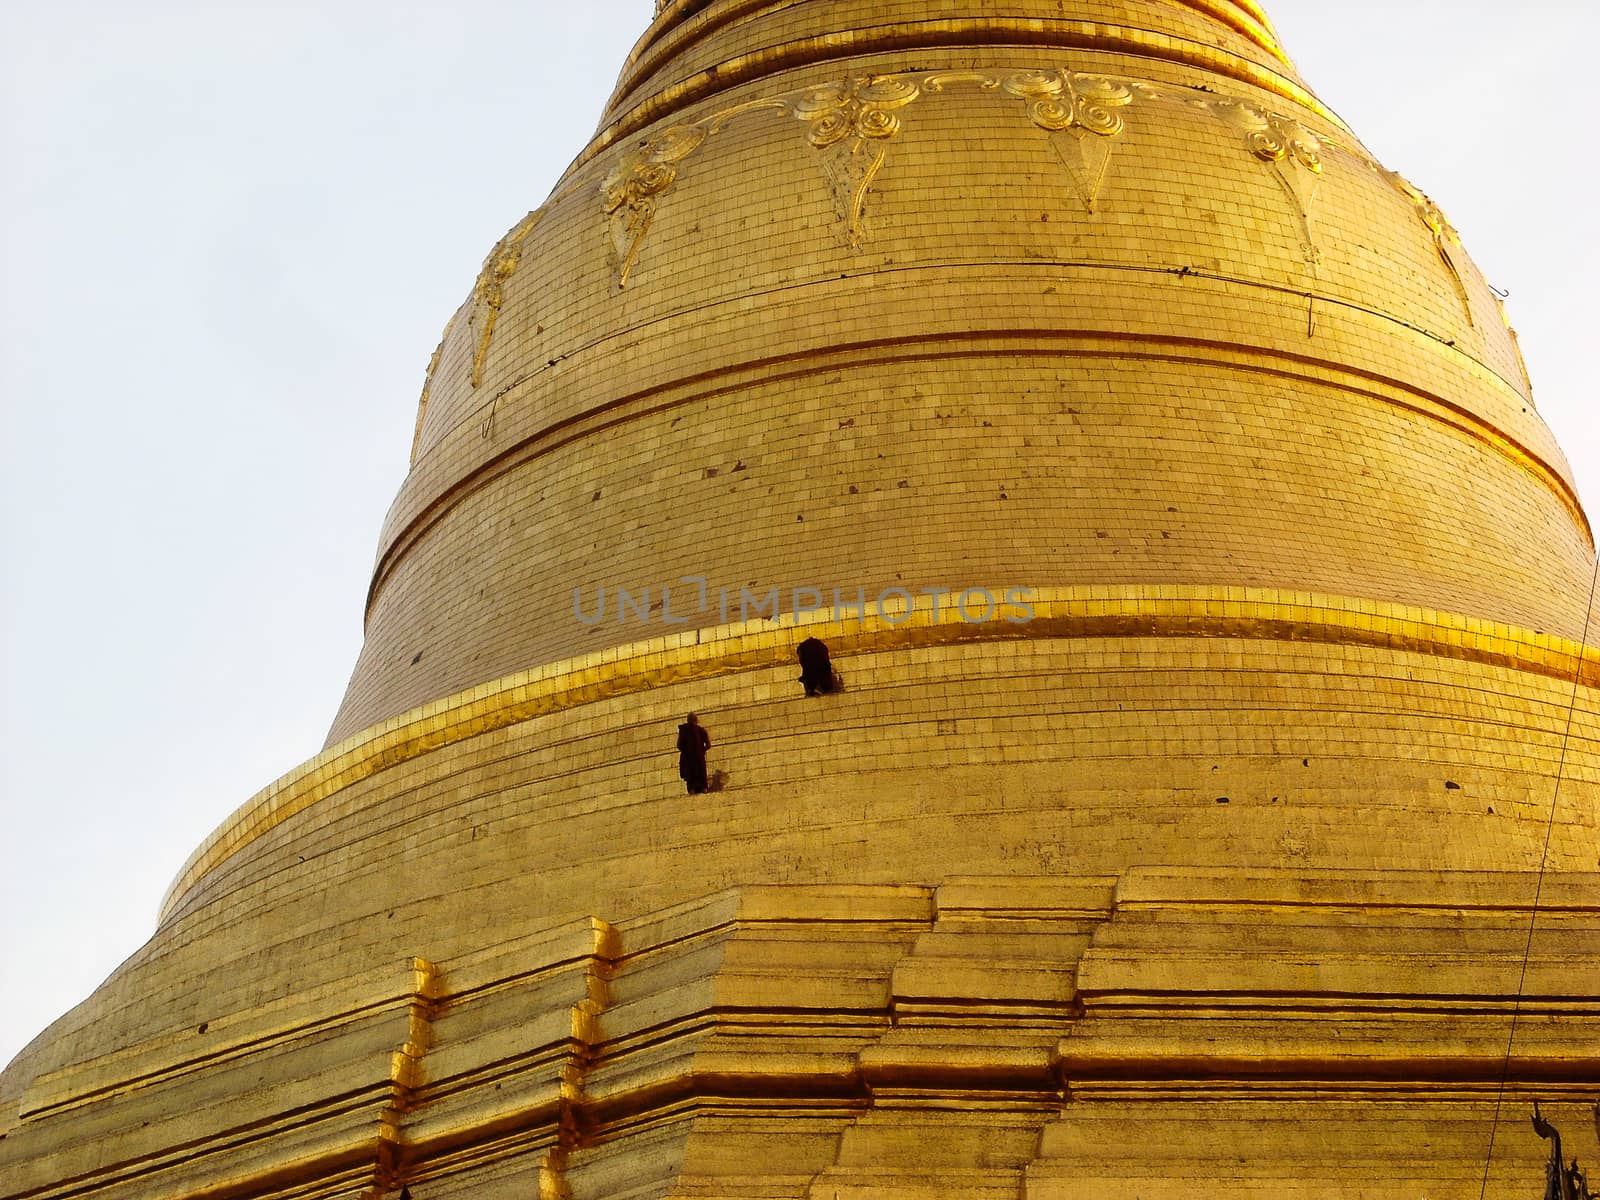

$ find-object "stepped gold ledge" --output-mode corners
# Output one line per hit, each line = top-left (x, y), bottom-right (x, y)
(159, 587), (1600, 925)
(1177, 0), (1287, 59)
(15, 873), (1598, 1200)
(637, 0), (1290, 64)
(20, 958), (446, 1124)
(385, 313), (1583, 621)
(580, 17), (1336, 177)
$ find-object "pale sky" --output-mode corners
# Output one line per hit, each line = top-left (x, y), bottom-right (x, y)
(2, 1), (1595, 1072)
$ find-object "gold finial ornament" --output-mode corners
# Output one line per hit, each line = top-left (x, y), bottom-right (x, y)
(4, 3), (1596, 1199)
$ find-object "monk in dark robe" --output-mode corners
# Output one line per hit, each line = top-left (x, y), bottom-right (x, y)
(796, 637), (836, 697)
(677, 713), (711, 794)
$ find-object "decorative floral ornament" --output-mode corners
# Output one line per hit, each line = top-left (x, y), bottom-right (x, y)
(792, 75), (921, 147)
(1002, 70), (1135, 210)
(469, 210), (542, 389)
(1384, 169), (1476, 328)
(792, 76), (922, 246)
(603, 125), (711, 287)
(1199, 97), (1327, 266)
(1002, 69), (1133, 137)
(1201, 97), (1323, 171)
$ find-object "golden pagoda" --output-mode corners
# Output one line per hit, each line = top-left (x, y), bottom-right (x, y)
(4, 2), (1597, 1197)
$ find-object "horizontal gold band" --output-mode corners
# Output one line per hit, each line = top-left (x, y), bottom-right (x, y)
(160, 587), (1598, 925)
(588, 17), (1330, 177)
(380, 305), (1581, 622)
(640, 1), (1291, 66)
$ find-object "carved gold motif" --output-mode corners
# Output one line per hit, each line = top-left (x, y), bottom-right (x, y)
(603, 124), (709, 286)
(602, 99), (784, 286)
(469, 210), (542, 389)
(591, 67), (1484, 304)
(791, 75), (921, 247)
(1499, 295), (1534, 393)
(1200, 97), (1326, 265)
(1003, 70), (1133, 136)
(1003, 70), (1135, 211)
(1384, 169), (1476, 328)
(410, 313), (457, 464)
(595, 70), (1368, 266)
(921, 70), (1001, 92)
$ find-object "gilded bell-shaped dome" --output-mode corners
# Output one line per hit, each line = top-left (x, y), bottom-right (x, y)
(4, 4), (1596, 1198)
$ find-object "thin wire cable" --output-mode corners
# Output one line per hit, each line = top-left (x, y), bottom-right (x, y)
(1477, 551), (1600, 1198)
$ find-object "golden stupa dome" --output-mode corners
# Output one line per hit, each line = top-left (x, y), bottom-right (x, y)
(4, 4), (1595, 1198)
(148, 0), (1595, 931)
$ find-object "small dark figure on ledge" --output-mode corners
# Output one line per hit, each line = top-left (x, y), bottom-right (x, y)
(677, 713), (711, 795)
(796, 637), (837, 697)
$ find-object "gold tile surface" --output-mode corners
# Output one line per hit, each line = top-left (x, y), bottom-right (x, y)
(3, 2), (1597, 1198)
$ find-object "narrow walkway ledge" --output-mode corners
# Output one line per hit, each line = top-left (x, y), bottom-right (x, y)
(158, 585), (1600, 924)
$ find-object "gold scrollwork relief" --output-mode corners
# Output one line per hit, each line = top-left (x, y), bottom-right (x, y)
(409, 312), (458, 465)
(603, 124), (709, 287)
(1498, 294), (1533, 393)
(469, 209), (543, 389)
(600, 68), (1148, 269)
(576, 63), (1528, 389)
(602, 99), (785, 286)
(920, 71), (1001, 92)
(1384, 170), (1476, 328)
(791, 75), (922, 248)
(1199, 97), (1327, 267)
(1002, 70), (1136, 211)
(591, 67), (1409, 308)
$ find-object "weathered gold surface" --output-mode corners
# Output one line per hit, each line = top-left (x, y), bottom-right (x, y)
(467, 210), (542, 389)
(4, 876), (1598, 1198)
(3, 2), (1597, 1197)
(158, 584), (1600, 924)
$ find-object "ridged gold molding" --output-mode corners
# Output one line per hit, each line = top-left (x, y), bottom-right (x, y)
(580, 17), (1343, 180)
(640, 0), (1290, 67)
(159, 586), (1600, 925)
(377, 318), (1585, 624)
